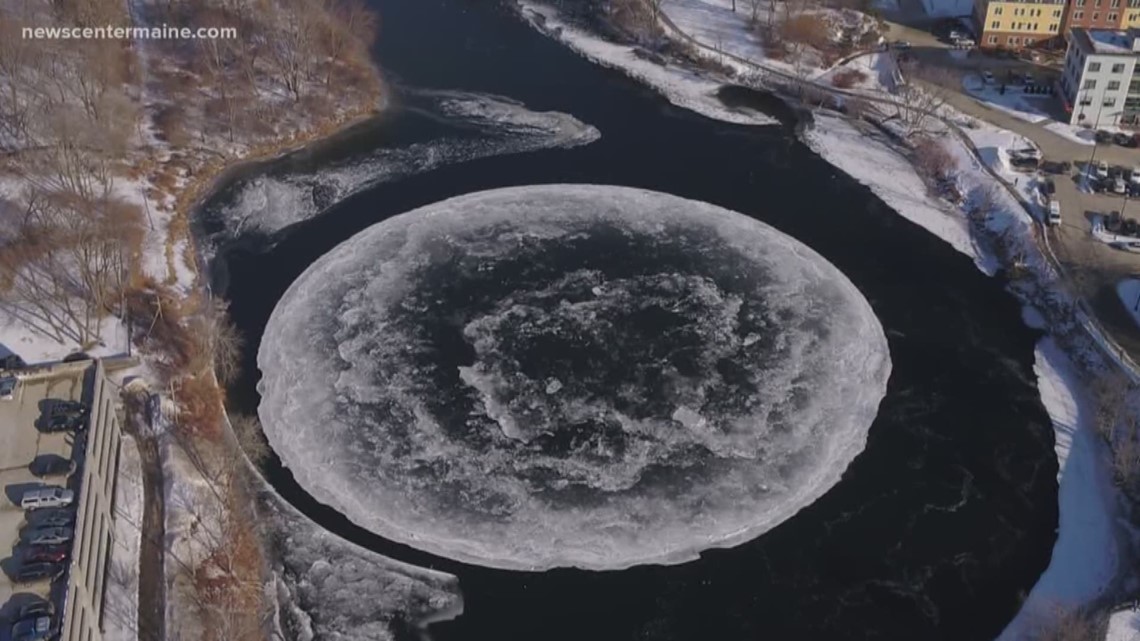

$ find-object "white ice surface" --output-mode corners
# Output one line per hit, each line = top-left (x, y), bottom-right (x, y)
(258, 184), (890, 571)
(802, 112), (998, 274)
(214, 90), (599, 237)
(517, 1), (778, 127)
(1108, 609), (1140, 641)
(994, 339), (1119, 641)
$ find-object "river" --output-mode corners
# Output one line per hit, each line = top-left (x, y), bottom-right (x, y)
(203, 1), (1059, 639)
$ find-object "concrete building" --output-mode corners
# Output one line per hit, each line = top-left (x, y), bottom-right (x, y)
(57, 360), (122, 641)
(1059, 27), (1140, 127)
(974, 0), (1066, 48)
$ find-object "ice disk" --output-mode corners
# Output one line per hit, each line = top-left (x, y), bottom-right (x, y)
(258, 185), (892, 571)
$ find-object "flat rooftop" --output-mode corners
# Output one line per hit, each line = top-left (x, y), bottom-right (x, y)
(1074, 27), (1140, 55)
(0, 364), (89, 621)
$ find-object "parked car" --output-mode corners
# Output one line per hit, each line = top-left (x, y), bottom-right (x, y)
(0, 375), (19, 400)
(1096, 129), (1114, 144)
(1131, 166), (1140, 183)
(982, 70), (995, 84)
(1115, 175), (1128, 194)
(1048, 200), (1062, 226)
(30, 456), (75, 478)
(1115, 132), (1139, 147)
(1040, 177), (1056, 196)
(14, 562), (64, 583)
(20, 487), (74, 510)
(892, 40), (911, 49)
(11, 615), (54, 641)
(50, 400), (89, 419)
(28, 508), (76, 527)
(24, 527), (73, 546)
(1096, 160), (1110, 179)
(39, 412), (85, 433)
(24, 544), (69, 563)
(17, 600), (53, 621)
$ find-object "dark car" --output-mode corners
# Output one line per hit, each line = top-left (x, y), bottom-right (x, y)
(52, 400), (89, 417)
(29, 508), (76, 527)
(17, 600), (53, 620)
(1096, 129), (1114, 143)
(11, 615), (54, 641)
(1040, 177), (1056, 196)
(39, 412), (85, 433)
(24, 544), (69, 563)
(29, 456), (74, 479)
(1115, 132), (1139, 147)
(15, 562), (64, 583)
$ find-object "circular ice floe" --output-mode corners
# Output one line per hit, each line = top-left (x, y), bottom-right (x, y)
(258, 185), (892, 571)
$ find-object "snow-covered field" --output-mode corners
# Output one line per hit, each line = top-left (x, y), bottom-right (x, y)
(104, 436), (144, 641)
(516, 1), (778, 127)
(1108, 608), (1140, 641)
(994, 339), (1119, 640)
(1045, 121), (1098, 146)
(964, 76), (1056, 125)
(802, 113), (998, 273)
(819, 52), (900, 94)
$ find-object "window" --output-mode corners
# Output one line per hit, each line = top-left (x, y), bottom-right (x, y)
(1109, 80), (1122, 90)
(992, 19), (1001, 27)
(1054, 8), (1062, 15)
(1085, 78), (1098, 89)
(1077, 0), (1085, 6)
(1110, 11), (1120, 19)
(995, 6), (1003, 13)
(1093, 11), (1100, 19)
(1132, 0), (1140, 7)
(1081, 95), (1094, 105)
(1011, 35), (1021, 43)
(1050, 21), (1059, 28)
(1075, 9), (1085, 18)
(988, 34), (998, 43)
(1114, 0), (1121, 6)
(1105, 97), (1117, 106)
(1129, 78), (1140, 92)
(1090, 61), (1102, 71)
(1113, 62), (1126, 72)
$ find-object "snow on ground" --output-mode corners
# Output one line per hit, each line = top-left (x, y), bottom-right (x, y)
(1108, 608), (1140, 641)
(963, 75), (1056, 125)
(959, 121), (1049, 222)
(1092, 216), (1140, 251)
(994, 339), (1119, 641)
(922, 0), (973, 17)
(103, 436), (144, 641)
(1116, 280), (1140, 330)
(1045, 121), (1098, 146)
(0, 313), (129, 366)
(517, 1), (778, 127)
(802, 112), (998, 273)
(818, 51), (900, 94)
(659, 0), (767, 66)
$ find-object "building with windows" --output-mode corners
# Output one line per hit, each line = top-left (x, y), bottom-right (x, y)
(974, 0), (1066, 48)
(1064, 0), (1130, 35)
(1059, 27), (1140, 127)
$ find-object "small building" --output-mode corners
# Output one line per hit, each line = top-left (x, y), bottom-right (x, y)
(974, 0), (1065, 49)
(1059, 27), (1140, 127)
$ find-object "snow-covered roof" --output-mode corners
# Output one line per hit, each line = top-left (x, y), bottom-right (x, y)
(1074, 27), (1140, 55)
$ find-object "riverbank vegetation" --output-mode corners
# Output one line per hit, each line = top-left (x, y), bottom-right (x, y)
(0, 0), (383, 638)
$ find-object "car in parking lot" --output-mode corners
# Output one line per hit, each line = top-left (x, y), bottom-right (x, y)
(39, 412), (85, 433)
(1096, 130), (1114, 144)
(23, 544), (69, 563)
(23, 527), (73, 546)
(14, 562), (64, 583)
(17, 600), (53, 621)
(0, 375), (19, 400)
(50, 400), (89, 419)
(11, 615), (54, 641)
(28, 507), (75, 527)
(892, 39), (911, 49)
(1114, 132), (1139, 147)
(1039, 177), (1056, 196)
(30, 455), (75, 478)
(982, 70), (995, 84)
(1115, 175), (1127, 194)
(20, 487), (73, 510)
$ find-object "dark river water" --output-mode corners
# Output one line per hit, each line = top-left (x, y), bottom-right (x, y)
(204, 1), (1059, 640)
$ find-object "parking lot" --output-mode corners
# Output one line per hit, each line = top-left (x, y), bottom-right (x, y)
(0, 367), (88, 630)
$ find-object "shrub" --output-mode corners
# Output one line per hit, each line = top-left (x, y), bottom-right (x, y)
(830, 68), (868, 89)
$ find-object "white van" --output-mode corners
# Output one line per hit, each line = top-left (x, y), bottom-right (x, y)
(20, 487), (74, 510)
(1047, 200), (1062, 226)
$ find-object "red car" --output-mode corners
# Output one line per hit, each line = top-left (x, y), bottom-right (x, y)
(24, 545), (68, 563)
